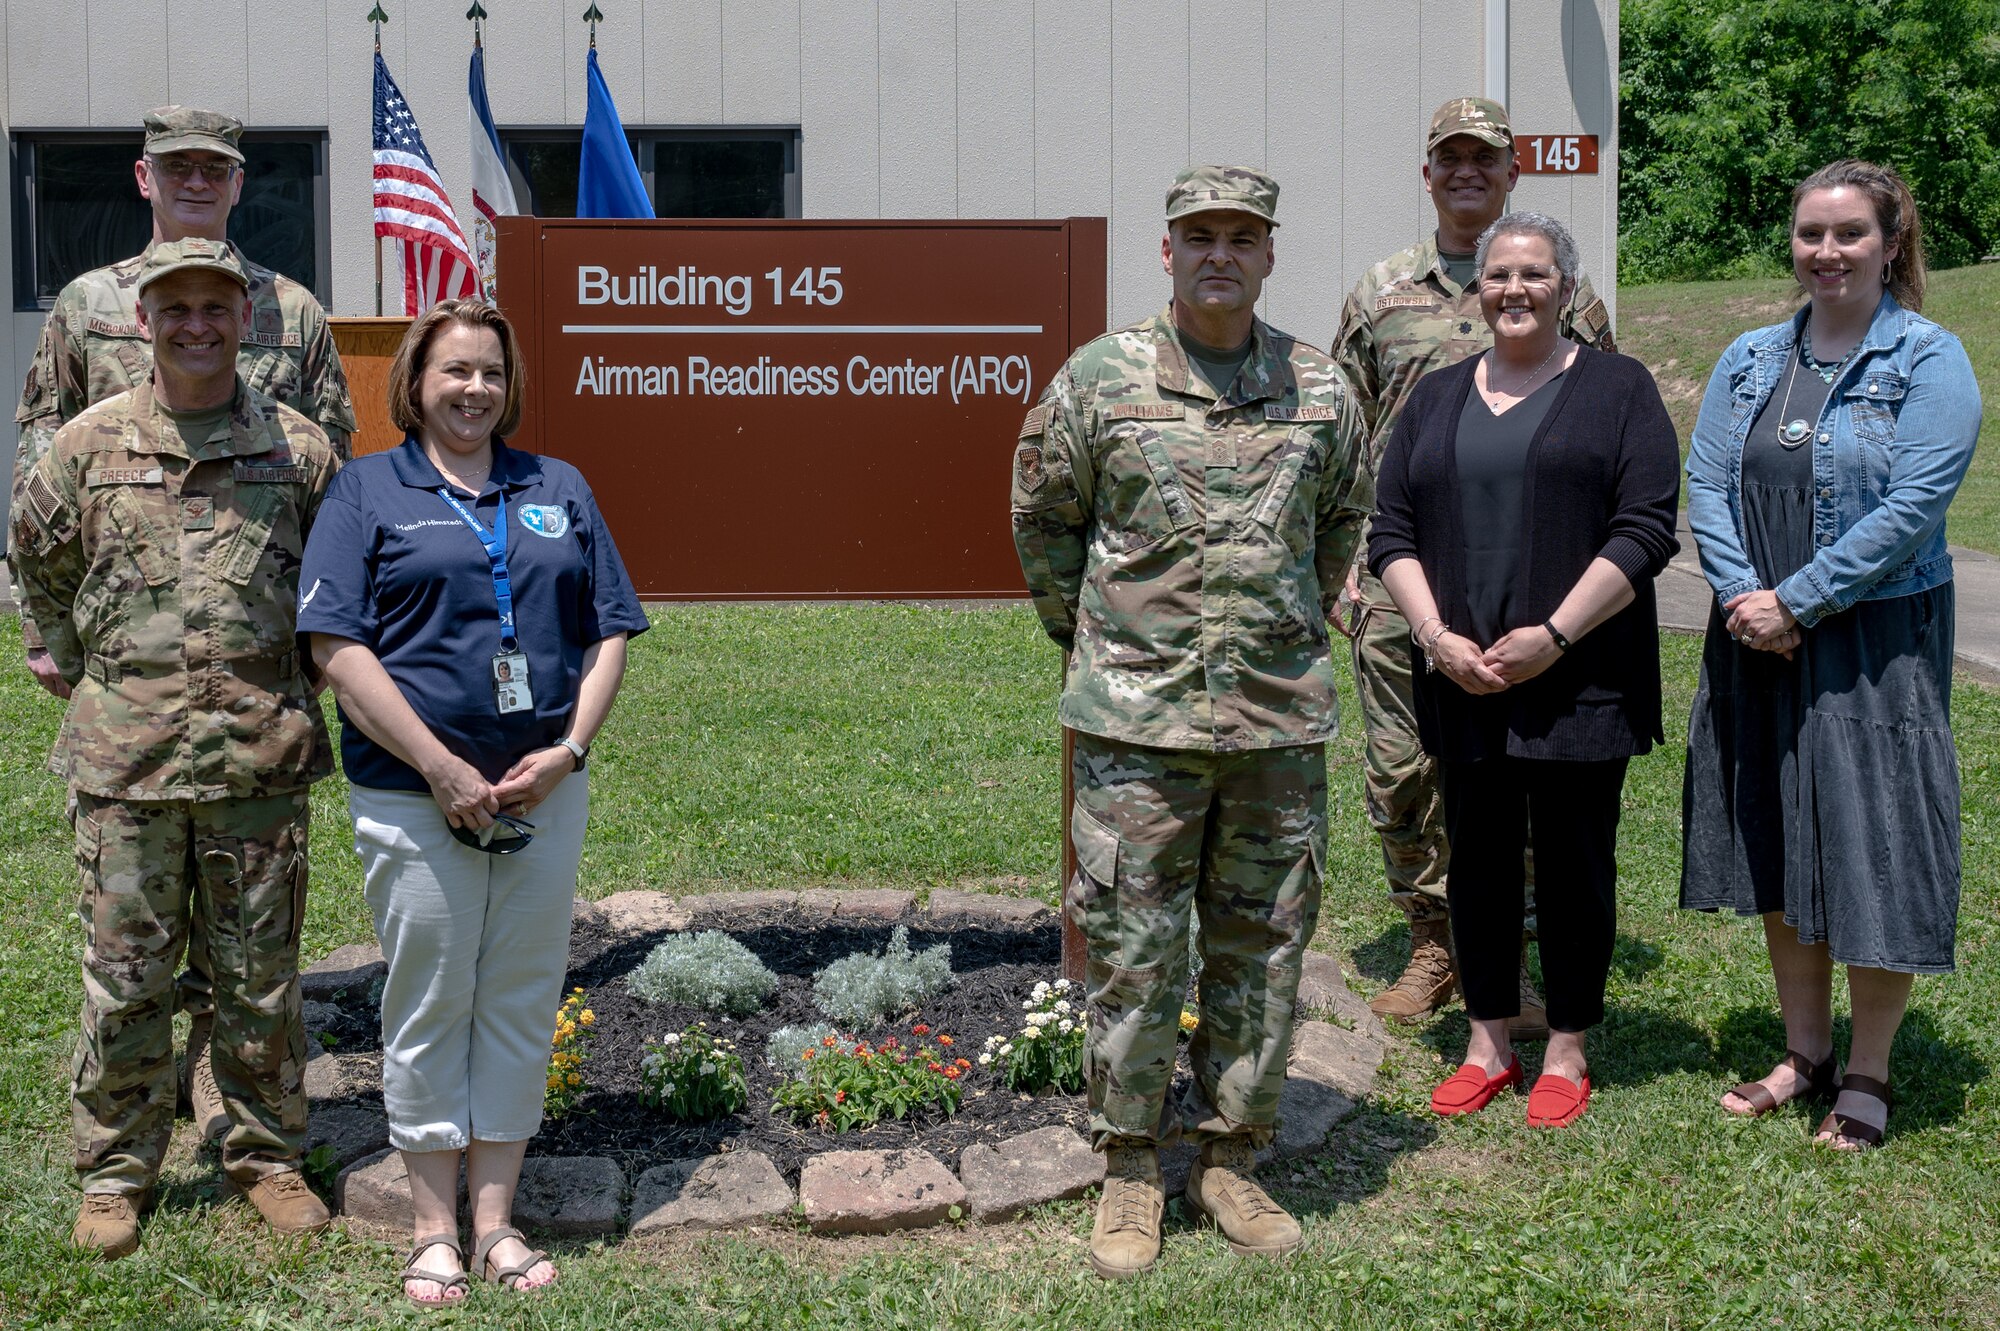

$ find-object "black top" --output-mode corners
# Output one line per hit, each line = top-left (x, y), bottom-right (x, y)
(1368, 346), (1682, 762)
(1743, 351), (1821, 490)
(1458, 371), (1565, 644)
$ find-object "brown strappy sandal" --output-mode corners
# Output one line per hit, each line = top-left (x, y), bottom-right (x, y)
(1724, 1049), (1840, 1117)
(1816, 1073), (1892, 1150)
(400, 1231), (471, 1307)
(473, 1225), (556, 1291)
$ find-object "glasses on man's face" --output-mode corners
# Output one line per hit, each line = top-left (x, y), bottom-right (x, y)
(449, 812), (537, 854)
(149, 156), (237, 185)
(1479, 267), (1560, 291)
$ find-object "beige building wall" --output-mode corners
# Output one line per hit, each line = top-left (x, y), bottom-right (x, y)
(3, 0), (1617, 492)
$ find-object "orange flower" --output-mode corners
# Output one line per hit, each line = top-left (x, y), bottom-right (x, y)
(928, 1061), (943, 1073)
(801, 1050), (815, 1061)
(912, 1024), (931, 1036)
(835, 1090), (847, 1103)
(955, 1058), (971, 1070)
(937, 1035), (954, 1047)
(943, 1067), (961, 1080)
(822, 1035), (838, 1048)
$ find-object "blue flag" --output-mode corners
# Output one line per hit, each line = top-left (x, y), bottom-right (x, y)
(577, 48), (653, 218)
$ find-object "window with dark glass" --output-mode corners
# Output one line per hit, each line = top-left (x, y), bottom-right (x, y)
(11, 132), (330, 311)
(501, 129), (800, 219)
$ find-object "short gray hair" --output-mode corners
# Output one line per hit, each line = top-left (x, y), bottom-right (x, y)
(1473, 212), (1581, 289)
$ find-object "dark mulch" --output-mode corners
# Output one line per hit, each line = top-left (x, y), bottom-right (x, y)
(319, 919), (1128, 1183)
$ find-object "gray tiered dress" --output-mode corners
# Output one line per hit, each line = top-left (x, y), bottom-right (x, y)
(1679, 354), (1960, 973)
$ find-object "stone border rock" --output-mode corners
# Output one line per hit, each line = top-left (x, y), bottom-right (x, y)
(326, 888), (1389, 1241)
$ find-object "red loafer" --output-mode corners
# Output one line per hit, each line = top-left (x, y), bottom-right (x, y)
(1430, 1055), (1523, 1116)
(1526, 1071), (1591, 1127)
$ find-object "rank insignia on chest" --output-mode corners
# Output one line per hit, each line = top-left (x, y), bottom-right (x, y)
(1016, 444), (1046, 493)
(254, 306), (284, 337)
(180, 495), (215, 530)
(1459, 321), (1474, 335)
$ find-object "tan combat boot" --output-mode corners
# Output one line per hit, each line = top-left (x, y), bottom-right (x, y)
(187, 1038), (228, 1143)
(1089, 1141), (1164, 1280)
(1509, 957), (1550, 1042)
(72, 1192), (145, 1260)
(236, 1170), (331, 1235)
(1186, 1136), (1302, 1258)
(1368, 916), (1456, 1023)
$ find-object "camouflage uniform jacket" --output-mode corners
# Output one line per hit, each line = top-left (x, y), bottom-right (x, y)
(1331, 233), (1616, 472)
(12, 245), (355, 647)
(10, 377), (339, 801)
(1012, 306), (1373, 753)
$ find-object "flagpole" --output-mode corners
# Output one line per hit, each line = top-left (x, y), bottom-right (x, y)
(370, 4), (389, 317)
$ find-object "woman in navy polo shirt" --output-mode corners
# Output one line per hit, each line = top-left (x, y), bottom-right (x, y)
(298, 300), (646, 1304)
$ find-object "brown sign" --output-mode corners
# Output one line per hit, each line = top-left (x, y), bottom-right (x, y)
(496, 218), (1106, 599)
(1516, 134), (1601, 175)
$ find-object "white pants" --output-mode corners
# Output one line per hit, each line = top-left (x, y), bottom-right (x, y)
(349, 773), (589, 1153)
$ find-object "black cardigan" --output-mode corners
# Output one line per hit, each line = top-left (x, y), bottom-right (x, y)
(1367, 345), (1682, 762)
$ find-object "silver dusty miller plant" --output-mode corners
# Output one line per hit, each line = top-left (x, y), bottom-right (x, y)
(811, 926), (953, 1029)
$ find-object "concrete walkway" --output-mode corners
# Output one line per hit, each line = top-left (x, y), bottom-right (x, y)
(2, 530), (1997, 686)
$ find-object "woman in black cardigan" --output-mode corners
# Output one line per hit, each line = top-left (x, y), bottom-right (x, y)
(1367, 212), (1680, 1128)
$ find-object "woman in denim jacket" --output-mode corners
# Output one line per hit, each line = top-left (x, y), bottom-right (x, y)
(1681, 160), (1982, 1150)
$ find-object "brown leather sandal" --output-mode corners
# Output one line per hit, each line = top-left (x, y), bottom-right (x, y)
(1725, 1049), (1840, 1116)
(400, 1231), (470, 1307)
(1816, 1073), (1892, 1150)
(473, 1225), (555, 1291)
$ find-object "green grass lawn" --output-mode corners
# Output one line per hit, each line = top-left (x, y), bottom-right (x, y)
(3, 606), (1998, 1329)
(1619, 262), (2000, 553)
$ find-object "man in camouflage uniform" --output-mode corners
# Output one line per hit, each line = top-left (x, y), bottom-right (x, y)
(13, 239), (340, 1259)
(1013, 166), (1370, 1280)
(11, 106), (355, 1143)
(1331, 98), (1617, 1034)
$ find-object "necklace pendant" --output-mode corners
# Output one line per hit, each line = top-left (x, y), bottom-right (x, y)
(1779, 418), (1812, 449)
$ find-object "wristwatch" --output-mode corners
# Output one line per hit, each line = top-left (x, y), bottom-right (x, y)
(555, 736), (589, 771)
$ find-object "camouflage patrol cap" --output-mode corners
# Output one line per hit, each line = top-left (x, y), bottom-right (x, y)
(143, 106), (246, 163)
(137, 237), (250, 294)
(1166, 165), (1280, 228)
(1426, 97), (1512, 153)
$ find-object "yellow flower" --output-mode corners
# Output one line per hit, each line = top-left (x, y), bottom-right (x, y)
(1179, 1010), (1200, 1032)
(580, 1011), (596, 1026)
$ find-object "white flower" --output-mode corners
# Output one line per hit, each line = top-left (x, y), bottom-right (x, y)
(1054, 1000), (1072, 1015)
(700, 1062), (716, 1075)
(1053, 979), (1072, 992)
(1022, 999), (1036, 1011)
(1021, 1027), (1039, 1040)
(1059, 1019), (1074, 1034)
(663, 1033), (682, 1046)
(978, 1052), (993, 1066)
(1032, 981), (1050, 998)
(999, 1043), (1013, 1056)
(663, 1082), (676, 1094)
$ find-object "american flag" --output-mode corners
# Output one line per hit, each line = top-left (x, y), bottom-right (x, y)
(373, 52), (479, 315)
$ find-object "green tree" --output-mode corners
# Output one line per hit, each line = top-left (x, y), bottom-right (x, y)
(1621, 0), (2000, 283)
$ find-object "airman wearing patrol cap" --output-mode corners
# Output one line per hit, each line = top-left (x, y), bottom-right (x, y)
(1013, 164), (1370, 1279)
(9, 105), (356, 1152)
(1331, 98), (1618, 1034)
(13, 235), (341, 1259)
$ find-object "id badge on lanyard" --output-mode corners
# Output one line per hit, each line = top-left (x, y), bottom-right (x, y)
(436, 485), (533, 715)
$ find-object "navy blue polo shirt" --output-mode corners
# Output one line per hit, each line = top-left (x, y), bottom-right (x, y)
(297, 438), (649, 793)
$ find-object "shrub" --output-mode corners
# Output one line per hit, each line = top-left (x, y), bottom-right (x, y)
(980, 977), (1085, 1093)
(545, 988), (596, 1117)
(627, 930), (778, 1017)
(639, 1023), (748, 1120)
(772, 1025), (969, 1132)
(766, 1022), (840, 1081)
(811, 926), (952, 1029)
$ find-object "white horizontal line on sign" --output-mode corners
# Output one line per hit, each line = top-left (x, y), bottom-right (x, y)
(561, 324), (1046, 335)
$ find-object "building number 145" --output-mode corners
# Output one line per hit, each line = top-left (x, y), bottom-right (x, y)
(767, 267), (845, 306)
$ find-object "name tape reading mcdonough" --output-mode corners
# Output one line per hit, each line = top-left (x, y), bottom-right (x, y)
(565, 264), (1040, 404)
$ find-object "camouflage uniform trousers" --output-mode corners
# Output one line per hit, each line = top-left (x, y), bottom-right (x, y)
(1350, 570), (1536, 935)
(1068, 733), (1326, 1151)
(71, 789), (311, 1194)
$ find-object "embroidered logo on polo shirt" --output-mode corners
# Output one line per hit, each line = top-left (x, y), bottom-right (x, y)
(518, 504), (570, 539)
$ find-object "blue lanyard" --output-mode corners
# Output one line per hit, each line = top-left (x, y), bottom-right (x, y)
(436, 485), (516, 652)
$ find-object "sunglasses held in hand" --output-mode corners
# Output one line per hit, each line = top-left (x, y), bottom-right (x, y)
(449, 812), (536, 854)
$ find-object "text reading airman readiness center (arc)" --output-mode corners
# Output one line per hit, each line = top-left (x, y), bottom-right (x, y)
(1, 0), (1616, 594)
